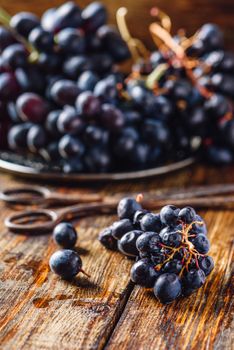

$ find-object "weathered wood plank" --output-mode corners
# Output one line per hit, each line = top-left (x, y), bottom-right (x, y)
(0, 164), (234, 350)
(0, 174), (135, 350)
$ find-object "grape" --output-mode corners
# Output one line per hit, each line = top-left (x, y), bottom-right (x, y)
(0, 26), (16, 52)
(28, 27), (54, 52)
(16, 93), (49, 123)
(50, 80), (80, 106)
(57, 107), (84, 134)
(160, 205), (180, 226)
(63, 56), (91, 79)
(131, 259), (159, 287)
(84, 125), (109, 145)
(2, 44), (28, 68)
(100, 104), (125, 131)
(58, 134), (84, 158)
(49, 1), (82, 33)
(76, 91), (101, 117)
(84, 147), (111, 172)
(56, 28), (86, 54)
(111, 219), (134, 240)
(0, 73), (20, 101)
(154, 273), (182, 304)
(77, 71), (99, 92)
(97, 25), (130, 62)
(8, 123), (32, 149)
(38, 52), (62, 73)
(82, 2), (107, 33)
(27, 125), (47, 152)
(45, 110), (62, 136)
(118, 230), (143, 257)
(10, 12), (40, 37)
(15, 66), (46, 93)
(117, 197), (142, 220)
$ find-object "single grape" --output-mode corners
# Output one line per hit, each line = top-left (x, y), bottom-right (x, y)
(10, 12), (40, 37)
(117, 197), (142, 220)
(130, 259), (160, 287)
(154, 273), (182, 304)
(16, 93), (49, 123)
(111, 219), (134, 240)
(49, 249), (83, 280)
(58, 134), (84, 158)
(99, 227), (117, 250)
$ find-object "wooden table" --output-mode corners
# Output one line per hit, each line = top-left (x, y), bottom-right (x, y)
(0, 164), (233, 350)
(1, 1), (234, 348)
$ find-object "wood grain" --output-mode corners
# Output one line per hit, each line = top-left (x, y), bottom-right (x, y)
(0, 164), (234, 350)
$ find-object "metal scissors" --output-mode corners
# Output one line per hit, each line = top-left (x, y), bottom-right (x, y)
(1, 184), (234, 235)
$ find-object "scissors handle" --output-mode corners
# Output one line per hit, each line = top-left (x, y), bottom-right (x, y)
(5, 201), (118, 234)
(0, 186), (103, 206)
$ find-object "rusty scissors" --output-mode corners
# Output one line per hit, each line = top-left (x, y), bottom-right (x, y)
(1, 184), (234, 235)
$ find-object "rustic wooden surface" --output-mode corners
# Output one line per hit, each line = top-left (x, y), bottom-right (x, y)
(0, 164), (233, 350)
(1, 1), (234, 349)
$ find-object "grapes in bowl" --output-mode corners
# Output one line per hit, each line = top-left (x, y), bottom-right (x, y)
(0, 2), (234, 176)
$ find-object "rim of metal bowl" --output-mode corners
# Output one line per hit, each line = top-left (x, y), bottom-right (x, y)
(0, 155), (196, 182)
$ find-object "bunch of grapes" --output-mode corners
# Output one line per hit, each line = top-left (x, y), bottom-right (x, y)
(0, 3), (234, 174)
(99, 197), (214, 304)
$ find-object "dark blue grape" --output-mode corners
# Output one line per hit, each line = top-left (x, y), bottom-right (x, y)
(183, 268), (206, 290)
(118, 230), (143, 257)
(76, 91), (101, 117)
(56, 28), (86, 54)
(53, 222), (77, 248)
(50, 80), (80, 106)
(178, 207), (197, 224)
(57, 107), (84, 135)
(140, 213), (163, 232)
(131, 259), (159, 287)
(154, 273), (182, 304)
(136, 232), (161, 254)
(82, 2), (107, 32)
(29, 27), (54, 52)
(77, 71), (99, 92)
(10, 12), (40, 37)
(117, 197), (142, 220)
(198, 256), (214, 276)
(111, 219), (134, 240)
(192, 234), (210, 254)
(99, 227), (117, 250)
(27, 125), (47, 152)
(2, 44), (28, 68)
(49, 249), (82, 280)
(58, 135), (84, 158)
(160, 205), (180, 226)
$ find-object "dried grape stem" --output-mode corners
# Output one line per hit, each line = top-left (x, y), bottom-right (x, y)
(116, 7), (149, 61)
(149, 22), (212, 99)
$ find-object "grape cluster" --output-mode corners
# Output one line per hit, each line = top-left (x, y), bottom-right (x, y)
(0, 4), (234, 173)
(99, 197), (214, 304)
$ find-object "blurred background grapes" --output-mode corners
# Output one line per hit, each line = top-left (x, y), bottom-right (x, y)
(1, 0), (234, 51)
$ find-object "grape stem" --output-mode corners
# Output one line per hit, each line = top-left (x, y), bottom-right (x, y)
(116, 7), (149, 62)
(149, 21), (212, 99)
(155, 220), (206, 276)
